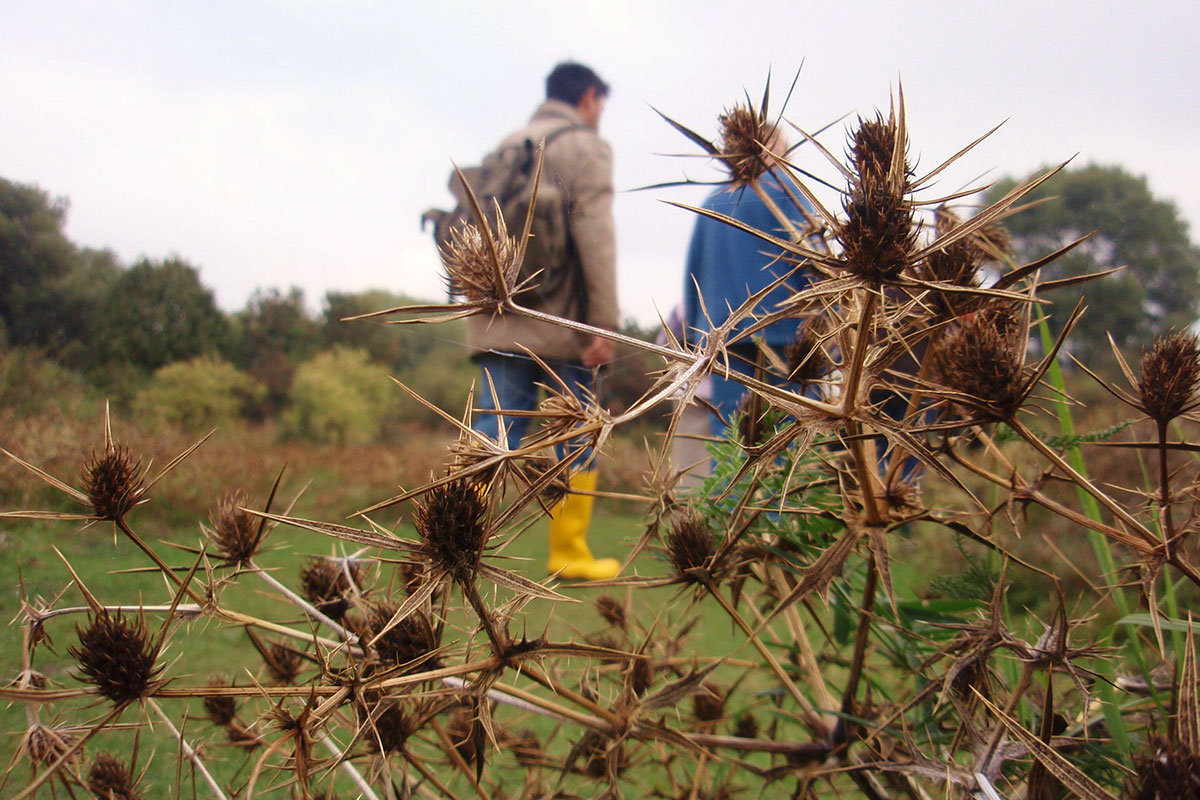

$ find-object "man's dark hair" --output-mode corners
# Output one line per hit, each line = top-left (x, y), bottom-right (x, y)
(545, 62), (610, 106)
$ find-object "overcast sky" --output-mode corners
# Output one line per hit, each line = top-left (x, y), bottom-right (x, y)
(3, 1), (1198, 328)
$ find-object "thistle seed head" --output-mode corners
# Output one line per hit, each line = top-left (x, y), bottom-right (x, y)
(1127, 735), (1200, 800)
(367, 704), (415, 754)
(839, 112), (917, 285)
(300, 559), (362, 623)
(21, 724), (78, 768)
(70, 611), (159, 705)
(933, 205), (1013, 264)
(631, 657), (654, 696)
(202, 677), (238, 726)
(509, 729), (543, 767)
(594, 595), (627, 630)
(785, 324), (833, 387)
(442, 215), (520, 306)
(364, 603), (439, 672)
(667, 512), (716, 582)
(717, 104), (779, 186)
(692, 682), (726, 729)
(734, 712), (759, 740)
(82, 443), (144, 521)
(208, 491), (261, 564)
(264, 642), (304, 685)
(919, 238), (982, 319)
(88, 752), (141, 800)
(413, 478), (490, 581)
(932, 305), (1026, 420)
(1139, 332), (1200, 424)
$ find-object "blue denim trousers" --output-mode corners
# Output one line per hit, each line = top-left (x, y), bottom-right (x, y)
(472, 352), (596, 467)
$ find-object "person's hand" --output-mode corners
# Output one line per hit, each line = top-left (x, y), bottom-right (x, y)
(581, 334), (616, 368)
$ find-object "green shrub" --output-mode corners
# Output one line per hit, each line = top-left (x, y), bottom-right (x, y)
(282, 347), (396, 444)
(131, 356), (265, 432)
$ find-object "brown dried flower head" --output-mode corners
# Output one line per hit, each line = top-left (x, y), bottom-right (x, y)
(667, 511), (716, 582)
(631, 657), (654, 696)
(691, 682), (727, 730)
(88, 752), (141, 800)
(933, 205), (1013, 264)
(209, 491), (261, 564)
(1138, 332), (1200, 424)
(21, 724), (78, 768)
(734, 712), (759, 740)
(365, 602), (439, 672)
(594, 595), (627, 630)
(717, 103), (779, 186)
(264, 642), (304, 685)
(919, 238), (982, 319)
(300, 558), (362, 623)
(509, 729), (543, 767)
(785, 324), (833, 387)
(82, 443), (145, 521)
(932, 304), (1027, 420)
(443, 214), (520, 306)
(367, 703), (416, 755)
(203, 677), (238, 726)
(838, 111), (918, 285)
(414, 478), (491, 581)
(1127, 735), (1200, 800)
(70, 611), (160, 705)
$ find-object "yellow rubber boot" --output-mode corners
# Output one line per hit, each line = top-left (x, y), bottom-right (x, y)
(546, 470), (620, 580)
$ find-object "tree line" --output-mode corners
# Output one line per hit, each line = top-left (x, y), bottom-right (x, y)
(3, 163), (1199, 439)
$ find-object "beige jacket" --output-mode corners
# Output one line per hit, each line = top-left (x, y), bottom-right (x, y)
(466, 100), (618, 361)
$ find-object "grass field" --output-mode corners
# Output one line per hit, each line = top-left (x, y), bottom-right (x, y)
(1, 503), (811, 797)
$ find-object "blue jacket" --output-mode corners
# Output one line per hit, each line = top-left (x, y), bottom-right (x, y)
(683, 177), (812, 350)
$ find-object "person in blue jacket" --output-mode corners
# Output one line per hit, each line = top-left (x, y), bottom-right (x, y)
(682, 166), (814, 437)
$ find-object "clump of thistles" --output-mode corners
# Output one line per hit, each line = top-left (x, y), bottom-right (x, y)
(82, 443), (145, 521)
(1138, 332), (1200, 424)
(69, 611), (160, 705)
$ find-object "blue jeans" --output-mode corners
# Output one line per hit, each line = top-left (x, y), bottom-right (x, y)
(473, 353), (597, 467)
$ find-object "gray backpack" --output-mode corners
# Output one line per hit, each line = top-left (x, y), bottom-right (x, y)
(422, 124), (588, 313)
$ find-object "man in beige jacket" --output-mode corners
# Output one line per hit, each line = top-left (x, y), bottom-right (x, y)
(468, 62), (620, 580)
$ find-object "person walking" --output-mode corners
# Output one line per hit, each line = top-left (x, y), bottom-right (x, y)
(467, 62), (620, 580)
(682, 140), (815, 437)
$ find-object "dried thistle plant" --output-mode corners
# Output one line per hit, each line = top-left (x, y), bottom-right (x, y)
(7, 75), (1200, 800)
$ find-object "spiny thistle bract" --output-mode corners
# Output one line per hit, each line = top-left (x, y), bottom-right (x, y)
(69, 611), (160, 705)
(208, 491), (261, 564)
(413, 478), (490, 581)
(1138, 332), (1200, 424)
(87, 752), (141, 800)
(81, 443), (145, 521)
(838, 111), (918, 284)
(442, 214), (519, 306)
